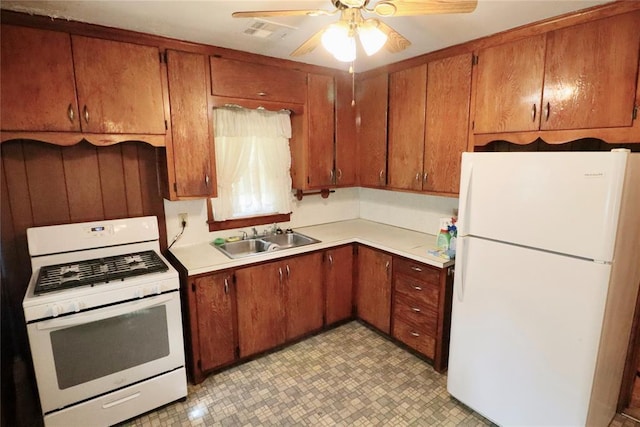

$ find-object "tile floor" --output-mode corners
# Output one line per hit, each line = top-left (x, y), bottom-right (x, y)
(122, 321), (640, 427)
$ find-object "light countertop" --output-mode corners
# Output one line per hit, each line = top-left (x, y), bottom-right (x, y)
(169, 219), (454, 276)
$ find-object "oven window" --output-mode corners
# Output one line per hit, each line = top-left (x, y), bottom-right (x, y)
(50, 306), (170, 389)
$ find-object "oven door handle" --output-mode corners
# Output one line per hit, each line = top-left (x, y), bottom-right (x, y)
(36, 293), (175, 331)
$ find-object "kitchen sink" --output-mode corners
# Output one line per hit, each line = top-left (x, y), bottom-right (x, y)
(214, 232), (320, 259)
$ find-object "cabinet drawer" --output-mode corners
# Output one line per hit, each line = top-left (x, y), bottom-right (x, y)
(393, 293), (437, 335)
(393, 318), (435, 359)
(394, 275), (439, 310)
(394, 258), (440, 285)
(210, 57), (306, 104)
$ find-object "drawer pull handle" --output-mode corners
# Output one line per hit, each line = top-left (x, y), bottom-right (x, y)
(411, 307), (421, 313)
(410, 266), (422, 272)
(257, 92), (267, 97)
(410, 331), (420, 337)
(413, 286), (423, 291)
(68, 104), (75, 122)
(102, 392), (141, 409)
(224, 278), (229, 294)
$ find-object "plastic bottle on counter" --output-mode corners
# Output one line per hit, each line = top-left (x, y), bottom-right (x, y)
(436, 226), (450, 250)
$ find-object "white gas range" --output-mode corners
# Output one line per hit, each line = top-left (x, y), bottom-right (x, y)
(23, 216), (187, 427)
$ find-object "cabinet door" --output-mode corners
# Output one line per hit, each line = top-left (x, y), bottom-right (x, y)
(236, 262), (285, 357)
(285, 252), (324, 340)
(541, 11), (640, 130)
(356, 246), (392, 334)
(71, 36), (166, 134)
(210, 57), (306, 104)
(307, 73), (335, 188)
(357, 74), (389, 187)
(474, 35), (546, 134)
(335, 74), (358, 187)
(194, 273), (235, 371)
(424, 54), (472, 194)
(388, 64), (427, 191)
(166, 50), (216, 198)
(325, 245), (354, 325)
(1, 26), (80, 132)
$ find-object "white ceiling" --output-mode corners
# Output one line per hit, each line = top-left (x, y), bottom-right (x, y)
(1, 0), (612, 72)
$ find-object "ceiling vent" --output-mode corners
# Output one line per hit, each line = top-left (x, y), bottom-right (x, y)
(243, 19), (297, 39)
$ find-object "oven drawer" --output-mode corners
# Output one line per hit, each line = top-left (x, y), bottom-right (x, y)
(44, 368), (187, 427)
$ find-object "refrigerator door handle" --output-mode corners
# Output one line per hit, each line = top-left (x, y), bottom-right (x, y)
(457, 160), (473, 236)
(457, 237), (467, 302)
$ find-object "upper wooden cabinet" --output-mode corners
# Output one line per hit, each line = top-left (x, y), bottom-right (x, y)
(357, 73), (389, 188)
(71, 36), (166, 134)
(387, 64), (427, 191)
(165, 49), (216, 199)
(1, 25), (166, 141)
(335, 74), (358, 187)
(306, 73), (336, 188)
(1, 25), (79, 132)
(424, 53), (472, 194)
(210, 56), (306, 104)
(474, 11), (640, 136)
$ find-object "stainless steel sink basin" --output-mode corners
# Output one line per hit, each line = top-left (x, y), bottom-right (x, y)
(213, 232), (320, 259)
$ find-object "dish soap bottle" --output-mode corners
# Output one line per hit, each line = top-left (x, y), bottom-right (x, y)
(436, 225), (451, 251)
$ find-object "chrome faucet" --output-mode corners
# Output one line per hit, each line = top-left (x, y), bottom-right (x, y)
(238, 230), (248, 240)
(251, 227), (258, 238)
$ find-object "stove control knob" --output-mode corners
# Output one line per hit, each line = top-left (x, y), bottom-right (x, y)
(70, 301), (81, 313)
(134, 288), (144, 299)
(50, 304), (61, 317)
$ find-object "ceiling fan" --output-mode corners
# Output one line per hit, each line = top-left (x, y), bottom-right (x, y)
(232, 0), (478, 62)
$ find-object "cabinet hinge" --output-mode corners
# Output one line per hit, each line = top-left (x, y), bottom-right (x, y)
(307, 176), (310, 184)
(173, 182), (178, 192)
(472, 120), (475, 130)
(191, 282), (196, 292)
(472, 54), (478, 66)
(164, 120), (168, 130)
(633, 105), (638, 121)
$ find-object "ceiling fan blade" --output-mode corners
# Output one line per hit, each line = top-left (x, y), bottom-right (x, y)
(291, 28), (325, 57)
(375, 20), (411, 53)
(373, 0), (477, 17)
(232, 9), (335, 18)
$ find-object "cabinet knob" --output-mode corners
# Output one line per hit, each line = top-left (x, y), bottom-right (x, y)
(413, 285), (423, 291)
(531, 103), (537, 122)
(286, 264), (290, 278)
(410, 331), (420, 337)
(328, 254), (333, 265)
(411, 307), (421, 313)
(415, 172), (421, 181)
(330, 169), (335, 183)
(337, 169), (343, 181)
(545, 102), (550, 121)
(68, 104), (75, 123)
(411, 266), (422, 272)
(83, 105), (89, 124)
(278, 267), (283, 283)
(224, 278), (229, 294)
(205, 174), (210, 187)
(379, 169), (385, 184)
(257, 92), (267, 97)
(423, 172), (428, 183)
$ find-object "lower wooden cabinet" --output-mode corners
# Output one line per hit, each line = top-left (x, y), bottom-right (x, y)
(236, 251), (323, 358)
(356, 246), (393, 334)
(391, 257), (454, 372)
(183, 244), (452, 384)
(325, 245), (355, 325)
(189, 272), (237, 384)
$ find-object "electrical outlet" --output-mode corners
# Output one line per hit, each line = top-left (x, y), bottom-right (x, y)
(178, 213), (188, 227)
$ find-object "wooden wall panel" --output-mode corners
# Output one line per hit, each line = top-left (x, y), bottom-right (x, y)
(23, 142), (70, 225)
(97, 145), (129, 219)
(62, 143), (104, 222)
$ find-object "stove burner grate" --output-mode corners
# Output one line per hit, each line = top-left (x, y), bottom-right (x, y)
(34, 250), (169, 295)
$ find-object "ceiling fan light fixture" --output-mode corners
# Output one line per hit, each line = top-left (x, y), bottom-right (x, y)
(321, 22), (356, 62)
(358, 20), (388, 56)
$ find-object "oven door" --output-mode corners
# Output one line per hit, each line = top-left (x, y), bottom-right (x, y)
(27, 291), (185, 413)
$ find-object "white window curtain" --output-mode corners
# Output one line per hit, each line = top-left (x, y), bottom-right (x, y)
(211, 107), (293, 221)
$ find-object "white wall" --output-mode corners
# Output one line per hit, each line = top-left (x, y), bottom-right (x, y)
(359, 188), (458, 235)
(164, 188), (360, 248)
(164, 187), (458, 248)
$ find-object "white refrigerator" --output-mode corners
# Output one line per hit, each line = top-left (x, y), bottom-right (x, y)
(447, 150), (640, 426)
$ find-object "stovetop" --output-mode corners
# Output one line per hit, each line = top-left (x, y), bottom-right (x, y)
(34, 250), (169, 295)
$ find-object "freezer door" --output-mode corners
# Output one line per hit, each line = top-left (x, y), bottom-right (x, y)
(457, 151), (628, 262)
(447, 237), (611, 426)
